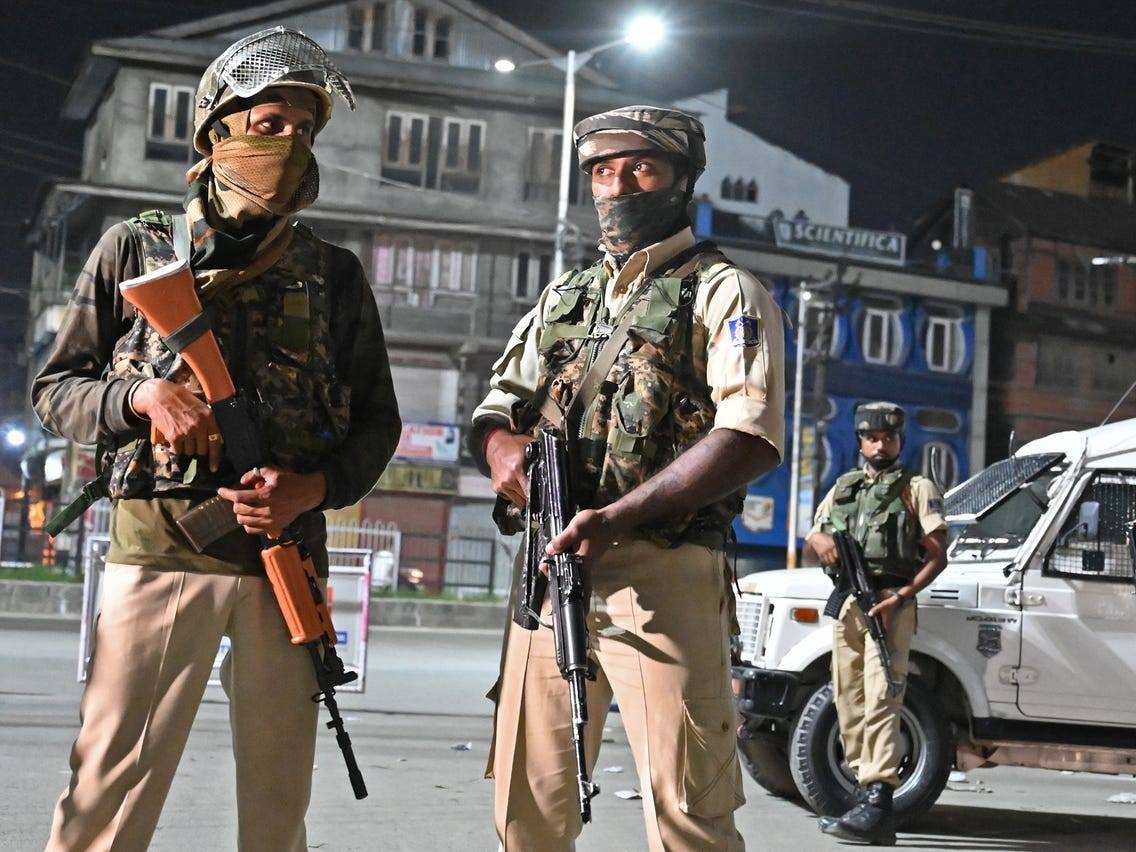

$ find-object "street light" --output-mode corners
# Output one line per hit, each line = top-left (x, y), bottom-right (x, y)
(3, 426), (25, 449)
(495, 14), (665, 279)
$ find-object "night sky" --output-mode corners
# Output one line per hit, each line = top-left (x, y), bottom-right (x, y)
(4, 0), (1136, 347)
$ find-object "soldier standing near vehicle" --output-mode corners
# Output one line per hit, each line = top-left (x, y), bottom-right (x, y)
(806, 402), (947, 845)
(469, 105), (785, 851)
(32, 28), (400, 852)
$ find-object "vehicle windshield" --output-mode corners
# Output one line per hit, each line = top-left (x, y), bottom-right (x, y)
(949, 471), (1060, 559)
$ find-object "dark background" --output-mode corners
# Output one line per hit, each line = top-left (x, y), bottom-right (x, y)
(5, 0), (1136, 364)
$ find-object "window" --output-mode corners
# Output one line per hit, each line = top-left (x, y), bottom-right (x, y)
(721, 177), (733, 200)
(860, 304), (904, 366)
(524, 128), (588, 204)
(801, 300), (841, 358)
(373, 234), (478, 304)
(145, 83), (193, 162)
(922, 442), (959, 490)
(410, 8), (452, 61)
(924, 313), (965, 373)
(915, 408), (962, 433)
(1090, 261), (1117, 307)
(733, 178), (745, 199)
(514, 251), (552, 301)
(746, 179), (758, 202)
(347, 2), (386, 51)
(1045, 472), (1136, 581)
(433, 17), (451, 60)
(440, 118), (484, 193)
(383, 112), (484, 194)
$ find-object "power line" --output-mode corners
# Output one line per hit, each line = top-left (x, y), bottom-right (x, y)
(0, 129), (81, 157)
(0, 142), (77, 170)
(0, 56), (72, 88)
(717, 0), (1136, 57)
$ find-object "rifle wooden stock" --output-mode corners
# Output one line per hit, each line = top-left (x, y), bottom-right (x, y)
(117, 257), (367, 799)
(119, 260), (235, 446)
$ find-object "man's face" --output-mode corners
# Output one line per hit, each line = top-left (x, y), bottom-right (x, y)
(590, 152), (676, 198)
(245, 102), (317, 148)
(858, 429), (901, 468)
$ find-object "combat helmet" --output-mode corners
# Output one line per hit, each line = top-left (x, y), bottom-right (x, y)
(854, 401), (906, 437)
(193, 26), (355, 154)
(573, 105), (706, 181)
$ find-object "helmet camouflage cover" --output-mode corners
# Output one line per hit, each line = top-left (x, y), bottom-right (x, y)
(854, 401), (906, 435)
(573, 105), (706, 179)
(193, 26), (356, 154)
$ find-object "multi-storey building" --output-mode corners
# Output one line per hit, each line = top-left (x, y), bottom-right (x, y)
(909, 142), (1136, 464)
(23, 0), (854, 583)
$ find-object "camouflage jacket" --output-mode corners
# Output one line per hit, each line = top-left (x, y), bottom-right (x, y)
(33, 214), (401, 514)
(528, 246), (743, 547)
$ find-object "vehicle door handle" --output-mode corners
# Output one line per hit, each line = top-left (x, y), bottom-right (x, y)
(1005, 589), (1045, 607)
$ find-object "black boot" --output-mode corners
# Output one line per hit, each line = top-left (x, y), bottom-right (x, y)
(817, 784), (866, 831)
(820, 781), (896, 845)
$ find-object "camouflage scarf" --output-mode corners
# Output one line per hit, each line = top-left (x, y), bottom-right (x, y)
(183, 136), (318, 293)
(594, 184), (689, 264)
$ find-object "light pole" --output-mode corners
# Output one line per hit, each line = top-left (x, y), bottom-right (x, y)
(495, 14), (665, 280)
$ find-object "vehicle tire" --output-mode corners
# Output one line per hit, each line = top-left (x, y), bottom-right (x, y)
(737, 729), (800, 800)
(788, 679), (951, 824)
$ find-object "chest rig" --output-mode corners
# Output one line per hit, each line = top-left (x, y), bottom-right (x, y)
(531, 243), (743, 547)
(104, 211), (351, 499)
(826, 466), (922, 579)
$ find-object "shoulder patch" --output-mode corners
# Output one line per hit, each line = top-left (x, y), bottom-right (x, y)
(728, 315), (761, 347)
(927, 497), (944, 514)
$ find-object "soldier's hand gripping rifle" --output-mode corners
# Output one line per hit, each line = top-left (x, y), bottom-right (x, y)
(119, 258), (368, 800)
(513, 429), (600, 824)
(823, 530), (904, 697)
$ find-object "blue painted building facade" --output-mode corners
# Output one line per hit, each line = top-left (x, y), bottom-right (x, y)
(692, 201), (1007, 569)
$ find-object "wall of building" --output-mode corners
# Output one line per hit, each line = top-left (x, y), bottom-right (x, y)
(676, 89), (850, 226)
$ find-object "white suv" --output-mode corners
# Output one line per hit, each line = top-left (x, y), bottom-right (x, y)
(731, 418), (1136, 822)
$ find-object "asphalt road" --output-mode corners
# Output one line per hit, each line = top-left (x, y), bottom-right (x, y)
(2, 623), (1135, 851)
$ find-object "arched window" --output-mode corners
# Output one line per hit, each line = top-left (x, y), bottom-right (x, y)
(860, 302), (905, 366)
(733, 178), (745, 199)
(922, 442), (959, 489)
(746, 179), (758, 202)
(721, 177), (733, 200)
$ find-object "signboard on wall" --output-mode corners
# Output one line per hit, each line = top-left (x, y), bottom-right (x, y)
(773, 217), (906, 266)
(393, 422), (461, 464)
(379, 461), (459, 495)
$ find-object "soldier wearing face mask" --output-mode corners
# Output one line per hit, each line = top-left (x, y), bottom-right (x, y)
(33, 28), (400, 852)
(469, 106), (785, 851)
(806, 402), (948, 846)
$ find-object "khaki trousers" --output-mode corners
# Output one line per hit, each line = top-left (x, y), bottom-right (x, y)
(46, 564), (319, 852)
(489, 540), (745, 852)
(830, 595), (916, 787)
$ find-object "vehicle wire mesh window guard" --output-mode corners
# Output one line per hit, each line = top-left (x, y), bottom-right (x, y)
(1045, 472), (1136, 582)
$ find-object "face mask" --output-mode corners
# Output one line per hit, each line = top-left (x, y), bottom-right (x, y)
(210, 134), (319, 220)
(593, 184), (688, 261)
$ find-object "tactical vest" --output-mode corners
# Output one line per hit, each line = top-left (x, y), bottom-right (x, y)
(104, 211), (351, 499)
(533, 247), (743, 547)
(826, 467), (922, 578)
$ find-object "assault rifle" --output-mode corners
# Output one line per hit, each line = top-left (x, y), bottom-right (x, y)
(513, 429), (599, 824)
(119, 258), (367, 800)
(823, 530), (904, 697)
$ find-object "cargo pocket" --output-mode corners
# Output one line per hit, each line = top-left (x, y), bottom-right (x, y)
(678, 697), (745, 818)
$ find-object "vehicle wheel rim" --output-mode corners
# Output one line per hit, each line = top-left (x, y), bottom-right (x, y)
(824, 704), (928, 798)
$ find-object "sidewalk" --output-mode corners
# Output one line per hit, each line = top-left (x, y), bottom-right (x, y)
(0, 579), (508, 630)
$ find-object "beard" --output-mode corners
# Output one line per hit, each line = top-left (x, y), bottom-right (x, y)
(865, 452), (899, 472)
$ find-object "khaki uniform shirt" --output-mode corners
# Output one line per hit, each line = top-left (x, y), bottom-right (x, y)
(809, 464), (948, 540)
(473, 227), (785, 459)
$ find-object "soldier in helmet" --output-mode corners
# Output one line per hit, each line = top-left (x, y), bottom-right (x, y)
(805, 401), (948, 845)
(33, 28), (400, 851)
(470, 105), (785, 851)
